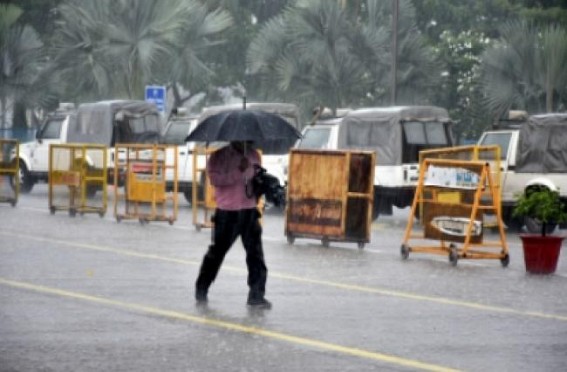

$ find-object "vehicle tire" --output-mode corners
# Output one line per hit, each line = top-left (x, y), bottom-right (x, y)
(524, 216), (556, 235)
(11, 160), (35, 193)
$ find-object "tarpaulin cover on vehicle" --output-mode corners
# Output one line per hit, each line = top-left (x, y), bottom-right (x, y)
(516, 114), (567, 173)
(67, 100), (160, 145)
(337, 106), (452, 165)
(197, 102), (301, 154)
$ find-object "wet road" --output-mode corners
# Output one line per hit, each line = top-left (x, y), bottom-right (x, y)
(1, 185), (566, 371)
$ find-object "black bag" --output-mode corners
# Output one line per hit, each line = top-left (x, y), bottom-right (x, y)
(248, 166), (286, 207)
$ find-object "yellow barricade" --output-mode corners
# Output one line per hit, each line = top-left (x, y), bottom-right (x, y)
(114, 144), (177, 225)
(0, 139), (19, 207)
(401, 158), (509, 266)
(48, 144), (107, 217)
(191, 145), (217, 231)
(418, 145), (501, 227)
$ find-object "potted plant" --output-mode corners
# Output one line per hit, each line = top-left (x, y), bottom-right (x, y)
(512, 187), (567, 274)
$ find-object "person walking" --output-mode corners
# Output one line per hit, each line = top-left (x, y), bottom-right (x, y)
(195, 141), (271, 309)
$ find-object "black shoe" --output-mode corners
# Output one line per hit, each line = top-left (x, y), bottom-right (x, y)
(247, 298), (272, 309)
(195, 288), (208, 304)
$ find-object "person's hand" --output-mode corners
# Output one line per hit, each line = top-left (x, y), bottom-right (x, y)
(238, 157), (249, 172)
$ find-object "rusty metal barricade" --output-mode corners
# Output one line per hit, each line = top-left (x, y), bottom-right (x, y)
(48, 144), (107, 217)
(0, 139), (18, 207)
(401, 158), (509, 266)
(114, 144), (178, 225)
(285, 149), (375, 249)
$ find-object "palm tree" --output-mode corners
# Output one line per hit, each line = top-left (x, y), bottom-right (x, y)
(51, 0), (231, 103)
(480, 21), (567, 116)
(0, 4), (46, 130)
(247, 0), (439, 116)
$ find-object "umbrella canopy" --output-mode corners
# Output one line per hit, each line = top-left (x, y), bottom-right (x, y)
(185, 109), (302, 154)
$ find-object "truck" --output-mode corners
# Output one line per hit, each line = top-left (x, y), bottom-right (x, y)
(294, 106), (455, 219)
(11, 100), (161, 194)
(477, 112), (567, 233)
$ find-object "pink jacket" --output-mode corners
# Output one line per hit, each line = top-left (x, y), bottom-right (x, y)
(207, 145), (261, 210)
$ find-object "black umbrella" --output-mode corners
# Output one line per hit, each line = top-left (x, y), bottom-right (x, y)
(185, 109), (302, 154)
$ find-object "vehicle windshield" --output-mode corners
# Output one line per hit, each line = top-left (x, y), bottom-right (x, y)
(401, 121), (452, 163)
(162, 121), (192, 145)
(297, 127), (331, 149)
(478, 132), (511, 161)
(40, 118), (65, 139)
(123, 114), (161, 143)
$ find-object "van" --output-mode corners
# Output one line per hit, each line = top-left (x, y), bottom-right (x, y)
(294, 106), (454, 219)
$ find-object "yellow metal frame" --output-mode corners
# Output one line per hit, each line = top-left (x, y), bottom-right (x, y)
(113, 144), (178, 225)
(191, 145), (216, 231)
(0, 139), (19, 206)
(418, 145), (501, 226)
(401, 158), (509, 266)
(48, 143), (107, 217)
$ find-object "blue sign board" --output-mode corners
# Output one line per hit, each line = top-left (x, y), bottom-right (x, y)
(145, 85), (166, 113)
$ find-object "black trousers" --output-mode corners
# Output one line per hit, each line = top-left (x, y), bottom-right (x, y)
(195, 208), (267, 300)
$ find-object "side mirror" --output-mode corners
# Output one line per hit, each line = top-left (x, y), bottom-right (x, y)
(35, 129), (43, 144)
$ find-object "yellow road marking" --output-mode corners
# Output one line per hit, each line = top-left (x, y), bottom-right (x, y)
(0, 277), (459, 372)
(1, 230), (566, 322)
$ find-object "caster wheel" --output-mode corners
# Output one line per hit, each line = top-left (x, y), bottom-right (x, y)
(168, 219), (174, 226)
(50, 207), (56, 215)
(400, 244), (410, 260)
(116, 216), (122, 223)
(195, 225), (202, 232)
(139, 218), (147, 225)
(448, 244), (459, 266)
(98, 211), (105, 218)
(69, 209), (77, 217)
(357, 242), (365, 249)
(10, 200), (16, 207)
(500, 253), (510, 268)
(286, 234), (295, 245)
(322, 238), (330, 248)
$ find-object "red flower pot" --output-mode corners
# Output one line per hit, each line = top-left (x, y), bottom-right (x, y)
(519, 235), (564, 274)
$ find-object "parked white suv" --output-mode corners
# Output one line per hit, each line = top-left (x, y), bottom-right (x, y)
(160, 108), (203, 203)
(11, 100), (161, 194)
(294, 106), (455, 219)
(477, 112), (567, 232)
(11, 103), (76, 193)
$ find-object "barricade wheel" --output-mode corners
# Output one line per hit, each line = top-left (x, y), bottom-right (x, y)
(116, 216), (122, 223)
(69, 209), (77, 218)
(357, 242), (365, 249)
(98, 211), (105, 218)
(10, 200), (16, 207)
(168, 218), (174, 226)
(500, 253), (510, 268)
(321, 238), (330, 248)
(50, 206), (56, 215)
(139, 218), (148, 225)
(286, 234), (295, 245)
(448, 244), (458, 266)
(400, 244), (410, 260)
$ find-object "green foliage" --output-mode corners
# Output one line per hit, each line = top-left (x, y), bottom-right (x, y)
(512, 188), (567, 236)
(480, 21), (567, 116)
(247, 0), (439, 117)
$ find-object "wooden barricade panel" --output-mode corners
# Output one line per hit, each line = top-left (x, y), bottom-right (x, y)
(287, 150), (348, 237)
